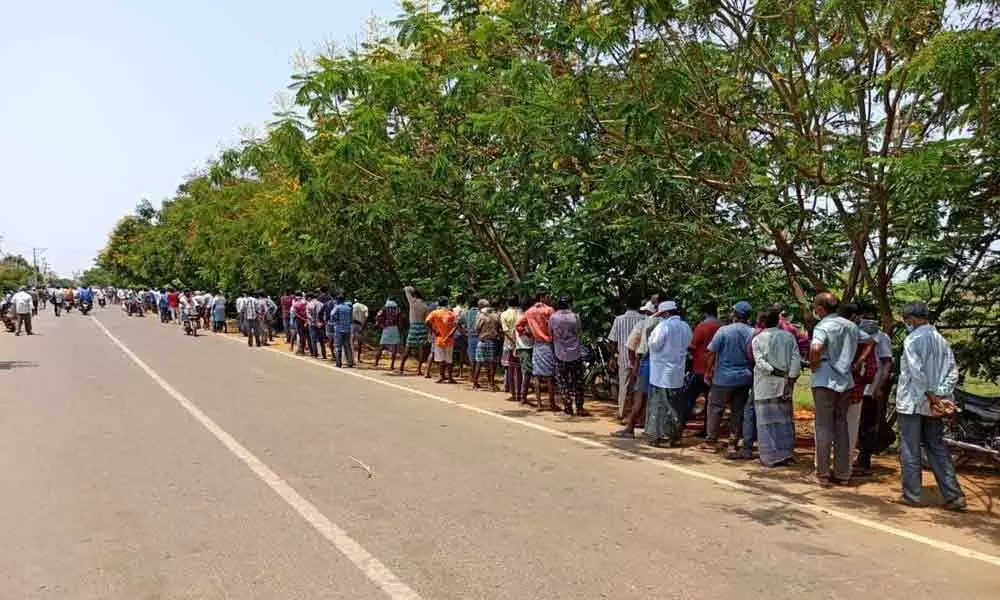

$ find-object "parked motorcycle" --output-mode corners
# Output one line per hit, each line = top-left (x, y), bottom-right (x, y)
(944, 389), (1000, 468)
(582, 339), (618, 402)
(1, 301), (14, 333)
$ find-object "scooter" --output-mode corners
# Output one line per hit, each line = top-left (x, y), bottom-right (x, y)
(79, 299), (93, 316)
(944, 389), (1000, 468)
(1, 301), (14, 332)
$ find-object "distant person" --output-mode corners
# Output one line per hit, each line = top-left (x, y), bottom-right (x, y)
(352, 298), (369, 363)
(373, 297), (402, 370)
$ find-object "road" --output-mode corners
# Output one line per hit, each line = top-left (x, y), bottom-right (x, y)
(1, 308), (997, 599)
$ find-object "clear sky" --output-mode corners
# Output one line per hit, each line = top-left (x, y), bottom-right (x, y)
(0, 0), (400, 277)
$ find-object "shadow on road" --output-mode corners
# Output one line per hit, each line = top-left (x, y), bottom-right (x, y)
(0, 360), (39, 370)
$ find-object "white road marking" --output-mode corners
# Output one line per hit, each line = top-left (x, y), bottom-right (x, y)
(90, 317), (422, 599)
(213, 332), (1000, 568)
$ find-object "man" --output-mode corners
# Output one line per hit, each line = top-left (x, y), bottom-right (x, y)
(293, 293), (311, 355)
(211, 290), (227, 332)
(400, 286), (431, 376)
(458, 296), (481, 379)
(280, 290), (294, 342)
(452, 294), (470, 376)
(167, 288), (180, 324)
(51, 286), (64, 317)
(751, 308), (802, 466)
(425, 296), (458, 383)
(608, 294), (645, 418)
(373, 297), (402, 370)
(352, 298), (369, 363)
(307, 291), (327, 359)
(463, 298), (500, 392)
(474, 299), (503, 392)
(699, 301), (754, 458)
(516, 288), (558, 412)
(895, 302), (966, 510)
(11, 287), (34, 335)
(329, 293), (354, 367)
(687, 302), (722, 435)
(158, 289), (169, 322)
(644, 301), (693, 447)
(612, 298), (661, 438)
(549, 296), (589, 416)
(242, 291), (265, 347)
(29, 288), (39, 316)
(500, 296), (524, 402)
(854, 308), (894, 476)
(809, 292), (866, 486)
(263, 294), (279, 342)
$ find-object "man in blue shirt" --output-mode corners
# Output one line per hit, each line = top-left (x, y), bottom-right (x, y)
(328, 292), (355, 368)
(809, 292), (865, 486)
(698, 301), (754, 457)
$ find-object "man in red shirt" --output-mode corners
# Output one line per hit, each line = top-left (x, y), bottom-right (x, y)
(293, 293), (312, 356)
(166, 289), (180, 324)
(280, 290), (294, 343)
(516, 288), (557, 411)
(687, 302), (721, 435)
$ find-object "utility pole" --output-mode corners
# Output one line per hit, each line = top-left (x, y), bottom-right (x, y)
(31, 248), (46, 286)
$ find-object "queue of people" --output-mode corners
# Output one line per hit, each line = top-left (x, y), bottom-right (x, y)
(17, 279), (960, 512)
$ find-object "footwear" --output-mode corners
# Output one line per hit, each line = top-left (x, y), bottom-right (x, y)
(829, 476), (851, 486)
(576, 409), (591, 417)
(563, 406), (574, 416)
(696, 441), (718, 452)
(806, 472), (832, 488)
(943, 497), (968, 512)
(611, 429), (635, 439)
(889, 495), (922, 508)
(726, 449), (753, 460)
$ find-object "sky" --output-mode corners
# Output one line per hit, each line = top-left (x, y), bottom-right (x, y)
(0, 0), (400, 277)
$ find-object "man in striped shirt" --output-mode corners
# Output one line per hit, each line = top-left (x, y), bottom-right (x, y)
(608, 294), (645, 418)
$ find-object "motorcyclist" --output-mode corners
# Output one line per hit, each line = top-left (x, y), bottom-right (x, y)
(78, 286), (94, 314)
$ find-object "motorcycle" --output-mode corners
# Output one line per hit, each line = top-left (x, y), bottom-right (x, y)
(1, 301), (14, 332)
(182, 309), (199, 336)
(126, 298), (144, 317)
(79, 299), (93, 316)
(582, 339), (618, 402)
(98, 297), (106, 308)
(943, 389), (1000, 468)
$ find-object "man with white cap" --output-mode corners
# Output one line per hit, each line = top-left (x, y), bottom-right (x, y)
(644, 300), (693, 447)
(699, 301), (754, 457)
(608, 293), (646, 418)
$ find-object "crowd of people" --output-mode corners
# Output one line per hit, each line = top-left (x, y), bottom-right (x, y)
(3, 280), (967, 510)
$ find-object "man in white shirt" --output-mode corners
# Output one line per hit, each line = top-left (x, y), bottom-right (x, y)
(751, 308), (802, 465)
(896, 302), (965, 510)
(644, 301), (693, 447)
(11, 287), (35, 335)
(352, 299), (369, 363)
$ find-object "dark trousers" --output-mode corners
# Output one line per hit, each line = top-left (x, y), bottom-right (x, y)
(15, 313), (31, 335)
(247, 319), (263, 347)
(684, 375), (711, 428)
(813, 387), (851, 480)
(334, 331), (353, 366)
(309, 325), (327, 358)
(706, 384), (750, 444)
(53, 303), (61, 317)
(898, 413), (964, 504)
(296, 320), (313, 355)
(856, 395), (878, 468)
(555, 358), (585, 410)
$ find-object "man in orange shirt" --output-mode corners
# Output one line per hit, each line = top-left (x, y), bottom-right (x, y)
(425, 296), (459, 384)
(687, 302), (721, 436)
(516, 288), (558, 411)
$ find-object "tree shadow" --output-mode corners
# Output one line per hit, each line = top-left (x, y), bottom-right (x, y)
(0, 360), (39, 370)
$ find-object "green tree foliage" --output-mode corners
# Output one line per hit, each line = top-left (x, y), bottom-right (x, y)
(0, 254), (39, 291)
(98, 0), (1000, 374)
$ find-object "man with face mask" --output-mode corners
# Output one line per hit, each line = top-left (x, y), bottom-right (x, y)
(808, 292), (869, 486)
(895, 302), (966, 510)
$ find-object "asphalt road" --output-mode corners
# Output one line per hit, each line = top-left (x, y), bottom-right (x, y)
(1, 308), (998, 599)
